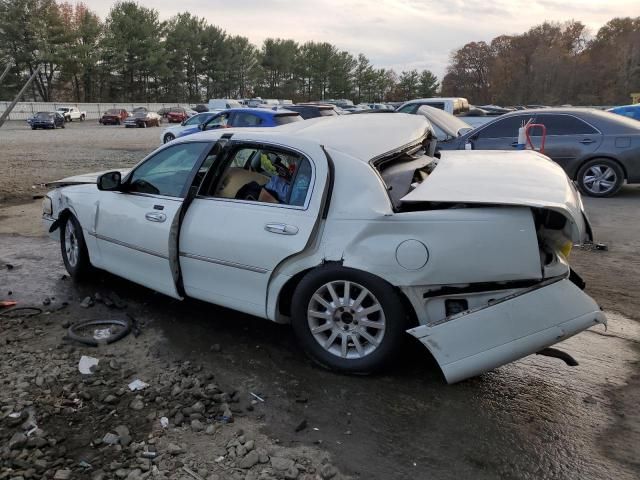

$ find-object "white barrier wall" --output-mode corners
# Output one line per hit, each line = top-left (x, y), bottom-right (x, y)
(0, 102), (194, 120)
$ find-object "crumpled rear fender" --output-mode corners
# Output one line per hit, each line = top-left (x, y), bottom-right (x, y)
(407, 278), (606, 383)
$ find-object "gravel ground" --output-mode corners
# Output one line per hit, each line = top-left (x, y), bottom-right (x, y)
(0, 120), (161, 203)
(1, 122), (639, 480)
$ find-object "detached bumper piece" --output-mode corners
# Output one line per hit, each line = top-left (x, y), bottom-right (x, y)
(407, 278), (606, 383)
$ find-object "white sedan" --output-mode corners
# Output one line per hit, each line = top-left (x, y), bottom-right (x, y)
(42, 114), (606, 383)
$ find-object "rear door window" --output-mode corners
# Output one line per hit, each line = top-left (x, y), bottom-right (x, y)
(534, 114), (599, 135)
(476, 115), (535, 138)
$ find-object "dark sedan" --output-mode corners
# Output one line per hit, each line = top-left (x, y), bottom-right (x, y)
(30, 111), (65, 130)
(437, 108), (640, 197)
(99, 108), (128, 125)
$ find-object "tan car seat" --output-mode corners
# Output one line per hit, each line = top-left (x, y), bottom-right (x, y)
(216, 167), (269, 198)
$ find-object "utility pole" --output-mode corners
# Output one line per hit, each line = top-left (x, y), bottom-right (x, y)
(0, 63), (11, 86)
(0, 66), (40, 128)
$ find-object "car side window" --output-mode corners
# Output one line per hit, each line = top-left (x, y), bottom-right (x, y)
(397, 104), (418, 114)
(534, 115), (598, 135)
(208, 146), (312, 207)
(127, 142), (210, 197)
(476, 115), (535, 139)
(205, 113), (229, 130)
(233, 113), (263, 127)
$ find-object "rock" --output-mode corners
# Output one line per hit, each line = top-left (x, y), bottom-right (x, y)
(256, 447), (269, 464)
(9, 432), (27, 450)
(284, 466), (299, 479)
(129, 398), (144, 410)
(192, 401), (205, 413)
(237, 444), (247, 457)
(80, 296), (94, 308)
(43, 297), (51, 306)
(205, 424), (218, 435)
(119, 434), (132, 446)
(244, 439), (255, 451)
(115, 425), (130, 437)
(53, 469), (72, 480)
(191, 419), (204, 432)
(35, 376), (44, 387)
(104, 394), (118, 404)
(167, 443), (183, 455)
(320, 464), (338, 479)
(61, 319), (71, 328)
(103, 432), (119, 445)
(171, 384), (182, 397)
(174, 412), (184, 425)
(210, 344), (222, 352)
(115, 468), (128, 478)
(271, 457), (294, 472)
(239, 450), (260, 469)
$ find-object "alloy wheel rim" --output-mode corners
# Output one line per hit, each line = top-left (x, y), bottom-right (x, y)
(583, 165), (617, 194)
(64, 221), (79, 267)
(307, 280), (386, 359)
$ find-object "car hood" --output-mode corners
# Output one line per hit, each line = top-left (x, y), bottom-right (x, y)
(401, 150), (592, 243)
(47, 169), (131, 187)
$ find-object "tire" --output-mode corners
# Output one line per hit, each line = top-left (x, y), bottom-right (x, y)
(61, 123), (65, 129)
(60, 214), (91, 279)
(163, 133), (175, 143)
(31, 126), (36, 130)
(291, 265), (408, 374)
(576, 158), (624, 197)
(80, 114), (85, 121)
(116, 119), (120, 125)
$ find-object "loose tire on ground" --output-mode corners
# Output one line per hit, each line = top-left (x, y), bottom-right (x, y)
(60, 214), (91, 279)
(291, 265), (408, 374)
(576, 158), (624, 197)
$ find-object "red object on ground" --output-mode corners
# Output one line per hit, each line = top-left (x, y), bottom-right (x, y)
(0, 300), (17, 308)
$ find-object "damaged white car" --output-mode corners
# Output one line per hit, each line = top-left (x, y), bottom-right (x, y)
(42, 114), (606, 383)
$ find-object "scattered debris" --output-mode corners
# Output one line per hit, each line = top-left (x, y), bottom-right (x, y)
(0, 300), (17, 308)
(249, 392), (265, 402)
(295, 419), (308, 433)
(102, 432), (119, 445)
(78, 355), (100, 374)
(0, 306), (42, 318)
(160, 416), (169, 428)
(183, 465), (206, 480)
(79, 296), (94, 308)
(128, 379), (149, 391)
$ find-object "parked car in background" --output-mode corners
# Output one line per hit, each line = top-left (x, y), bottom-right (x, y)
(208, 99), (243, 111)
(161, 112), (216, 144)
(437, 108), (640, 197)
(43, 114), (605, 383)
(176, 108), (302, 139)
(397, 98), (470, 116)
(193, 104), (209, 113)
(368, 103), (393, 110)
(56, 106), (86, 122)
(124, 110), (162, 128)
(607, 104), (640, 121)
(99, 108), (129, 125)
(30, 111), (65, 129)
(166, 107), (190, 123)
(282, 104), (338, 119)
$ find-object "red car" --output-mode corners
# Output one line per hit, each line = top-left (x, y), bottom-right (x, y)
(99, 108), (129, 125)
(166, 108), (189, 123)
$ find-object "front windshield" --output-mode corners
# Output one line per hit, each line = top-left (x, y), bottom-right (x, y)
(134, 112), (147, 118)
(36, 112), (53, 119)
(106, 109), (119, 114)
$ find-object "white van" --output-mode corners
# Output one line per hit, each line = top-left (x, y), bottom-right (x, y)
(396, 97), (470, 116)
(208, 99), (243, 111)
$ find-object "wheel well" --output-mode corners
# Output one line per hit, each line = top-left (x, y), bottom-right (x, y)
(276, 263), (420, 329)
(574, 156), (628, 181)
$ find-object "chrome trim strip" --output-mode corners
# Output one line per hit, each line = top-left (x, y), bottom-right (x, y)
(88, 231), (168, 259)
(179, 251), (268, 274)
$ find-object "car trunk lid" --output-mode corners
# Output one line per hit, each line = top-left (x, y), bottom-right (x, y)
(400, 150), (592, 244)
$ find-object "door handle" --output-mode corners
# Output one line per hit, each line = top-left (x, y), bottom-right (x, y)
(145, 212), (166, 222)
(579, 139), (595, 144)
(265, 223), (298, 235)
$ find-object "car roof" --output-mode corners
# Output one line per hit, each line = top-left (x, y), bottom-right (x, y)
(178, 113), (430, 161)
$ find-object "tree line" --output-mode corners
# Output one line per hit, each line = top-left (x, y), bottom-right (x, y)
(0, 0), (439, 103)
(441, 18), (640, 106)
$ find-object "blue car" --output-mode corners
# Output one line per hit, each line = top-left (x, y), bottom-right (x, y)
(607, 104), (640, 121)
(176, 108), (302, 139)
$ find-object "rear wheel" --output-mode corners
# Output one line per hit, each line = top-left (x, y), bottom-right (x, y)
(60, 214), (90, 279)
(291, 265), (407, 374)
(163, 133), (175, 143)
(61, 123), (65, 129)
(576, 158), (624, 197)
(80, 114), (85, 121)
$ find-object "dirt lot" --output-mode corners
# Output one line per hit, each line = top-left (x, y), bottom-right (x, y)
(1, 122), (639, 480)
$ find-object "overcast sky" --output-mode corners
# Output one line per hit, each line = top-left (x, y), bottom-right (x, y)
(81, 0), (636, 78)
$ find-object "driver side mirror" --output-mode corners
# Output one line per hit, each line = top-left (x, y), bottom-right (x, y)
(97, 171), (122, 191)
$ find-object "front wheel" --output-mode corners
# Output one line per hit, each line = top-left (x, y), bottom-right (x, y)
(291, 266), (407, 374)
(60, 214), (90, 279)
(80, 114), (85, 121)
(576, 158), (624, 197)
(60, 123), (65, 129)
(163, 133), (175, 143)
